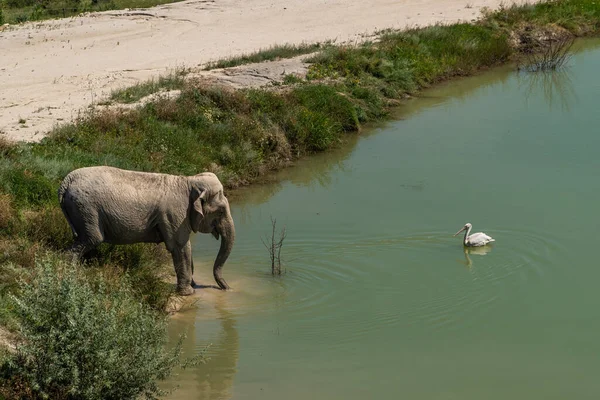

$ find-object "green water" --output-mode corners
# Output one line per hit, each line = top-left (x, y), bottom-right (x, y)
(165, 39), (600, 399)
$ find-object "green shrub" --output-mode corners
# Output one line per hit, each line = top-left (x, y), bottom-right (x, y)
(23, 206), (73, 250)
(0, 167), (55, 207)
(0, 256), (183, 400)
(15, 13), (28, 22)
(286, 107), (340, 152)
(86, 243), (174, 311)
(0, 238), (41, 271)
(0, 195), (16, 235)
(291, 85), (359, 132)
(0, 138), (13, 156)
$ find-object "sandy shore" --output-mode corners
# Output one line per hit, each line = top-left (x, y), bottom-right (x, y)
(0, 0), (530, 142)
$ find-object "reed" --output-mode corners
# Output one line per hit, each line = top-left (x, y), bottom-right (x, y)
(518, 36), (575, 72)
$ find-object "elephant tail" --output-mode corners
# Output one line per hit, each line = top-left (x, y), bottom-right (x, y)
(57, 173), (74, 205)
(58, 173), (78, 238)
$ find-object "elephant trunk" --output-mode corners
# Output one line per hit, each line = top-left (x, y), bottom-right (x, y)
(213, 212), (235, 290)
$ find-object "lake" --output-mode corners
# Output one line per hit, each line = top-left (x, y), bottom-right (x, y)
(165, 39), (600, 400)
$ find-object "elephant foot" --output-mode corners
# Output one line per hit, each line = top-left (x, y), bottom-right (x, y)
(176, 285), (195, 296)
(215, 277), (231, 291)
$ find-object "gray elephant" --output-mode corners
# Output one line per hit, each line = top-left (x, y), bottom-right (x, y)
(58, 166), (235, 295)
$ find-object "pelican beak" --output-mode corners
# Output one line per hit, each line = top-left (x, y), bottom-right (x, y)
(453, 227), (466, 236)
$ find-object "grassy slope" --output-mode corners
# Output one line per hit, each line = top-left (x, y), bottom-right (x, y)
(1, 0), (600, 394)
(0, 0), (182, 24)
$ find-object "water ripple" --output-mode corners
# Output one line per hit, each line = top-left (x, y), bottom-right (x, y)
(226, 227), (565, 342)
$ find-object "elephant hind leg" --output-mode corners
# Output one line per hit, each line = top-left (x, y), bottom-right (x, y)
(67, 238), (100, 264)
(66, 222), (103, 265)
(61, 203), (103, 259)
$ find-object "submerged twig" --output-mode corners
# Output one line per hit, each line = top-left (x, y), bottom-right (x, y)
(261, 216), (287, 276)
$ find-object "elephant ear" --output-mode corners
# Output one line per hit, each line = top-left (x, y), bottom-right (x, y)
(190, 187), (207, 233)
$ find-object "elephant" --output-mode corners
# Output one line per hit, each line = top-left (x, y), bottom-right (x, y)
(58, 166), (235, 295)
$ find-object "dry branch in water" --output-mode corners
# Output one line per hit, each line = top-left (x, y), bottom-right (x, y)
(262, 217), (287, 275)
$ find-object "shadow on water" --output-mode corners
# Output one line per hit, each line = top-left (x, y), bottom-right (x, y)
(231, 134), (359, 224)
(397, 65), (515, 116)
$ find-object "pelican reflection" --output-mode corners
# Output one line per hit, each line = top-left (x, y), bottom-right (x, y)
(463, 245), (493, 267)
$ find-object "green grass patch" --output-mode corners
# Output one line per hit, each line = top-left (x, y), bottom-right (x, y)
(0, 0), (183, 24)
(203, 43), (328, 70)
(38, 82), (360, 184)
(307, 23), (513, 99)
(110, 69), (188, 104)
(484, 0), (600, 33)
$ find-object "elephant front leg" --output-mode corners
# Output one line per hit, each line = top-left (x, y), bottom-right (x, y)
(171, 241), (194, 296)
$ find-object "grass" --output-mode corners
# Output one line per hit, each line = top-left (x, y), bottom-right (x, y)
(307, 23), (513, 98)
(37, 83), (359, 185)
(110, 68), (188, 104)
(0, 0), (183, 24)
(483, 0), (600, 33)
(203, 43), (329, 70)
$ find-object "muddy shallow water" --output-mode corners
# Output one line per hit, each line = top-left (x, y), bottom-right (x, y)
(163, 39), (600, 399)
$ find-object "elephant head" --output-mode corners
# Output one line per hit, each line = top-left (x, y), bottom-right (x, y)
(189, 172), (235, 290)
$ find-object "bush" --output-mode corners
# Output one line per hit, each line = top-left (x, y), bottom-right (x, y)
(292, 85), (359, 132)
(287, 107), (340, 151)
(0, 167), (55, 208)
(0, 195), (16, 235)
(0, 256), (183, 400)
(86, 243), (174, 311)
(23, 206), (73, 250)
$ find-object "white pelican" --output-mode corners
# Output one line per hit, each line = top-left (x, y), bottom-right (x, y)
(453, 223), (495, 247)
